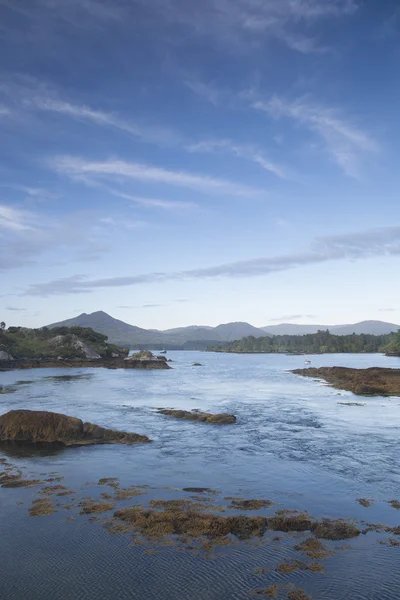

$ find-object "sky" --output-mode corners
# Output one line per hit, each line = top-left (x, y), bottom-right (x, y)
(1, 0), (400, 330)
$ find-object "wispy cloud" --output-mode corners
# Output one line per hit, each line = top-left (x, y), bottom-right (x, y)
(109, 190), (198, 211)
(144, 0), (358, 54)
(378, 308), (397, 313)
(32, 98), (183, 146)
(185, 81), (225, 106)
(253, 96), (379, 178)
(5, 306), (27, 312)
(142, 304), (165, 309)
(0, 205), (112, 271)
(188, 139), (288, 179)
(50, 156), (263, 198)
(0, 0), (125, 26)
(0, 205), (35, 231)
(22, 225), (400, 296)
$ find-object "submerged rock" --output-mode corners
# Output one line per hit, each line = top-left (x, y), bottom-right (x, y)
(157, 409), (236, 425)
(0, 410), (151, 447)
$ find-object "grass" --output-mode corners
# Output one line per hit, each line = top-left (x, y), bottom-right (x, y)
(79, 500), (116, 515)
(389, 500), (400, 510)
(113, 506), (267, 540)
(357, 498), (374, 507)
(287, 587), (312, 600)
(29, 498), (57, 517)
(294, 538), (332, 559)
(229, 499), (274, 511)
(253, 585), (279, 597)
(39, 485), (69, 495)
(276, 561), (324, 575)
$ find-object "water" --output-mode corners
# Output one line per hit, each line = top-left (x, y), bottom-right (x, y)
(0, 352), (399, 599)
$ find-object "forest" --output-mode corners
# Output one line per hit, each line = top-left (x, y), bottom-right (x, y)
(212, 329), (400, 354)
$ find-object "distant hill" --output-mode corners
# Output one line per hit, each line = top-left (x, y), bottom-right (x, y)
(47, 311), (163, 347)
(47, 313), (399, 348)
(329, 320), (400, 336)
(262, 324), (328, 336)
(47, 313), (267, 347)
(262, 320), (399, 336)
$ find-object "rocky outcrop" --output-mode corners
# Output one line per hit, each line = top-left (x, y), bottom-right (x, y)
(48, 335), (101, 359)
(0, 410), (151, 446)
(292, 366), (400, 397)
(157, 409), (236, 424)
(0, 351), (14, 361)
(0, 356), (171, 371)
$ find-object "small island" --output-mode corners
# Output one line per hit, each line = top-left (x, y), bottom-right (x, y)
(292, 366), (400, 397)
(157, 409), (237, 424)
(0, 409), (151, 446)
(0, 326), (170, 371)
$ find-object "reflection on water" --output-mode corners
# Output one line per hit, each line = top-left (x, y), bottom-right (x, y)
(42, 373), (95, 382)
(0, 440), (66, 459)
(0, 352), (400, 600)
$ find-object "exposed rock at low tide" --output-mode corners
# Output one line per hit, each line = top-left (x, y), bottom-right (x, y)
(157, 409), (237, 425)
(0, 355), (171, 371)
(0, 410), (151, 447)
(292, 366), (400, 397)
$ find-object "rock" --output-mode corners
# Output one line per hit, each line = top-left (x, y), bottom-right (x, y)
(157, 408), (236, 425)
(0, 410), (151, 447)
(193, 363), (202, 366)
(0, 351), (14, 361)
(292, 366), (400, 397)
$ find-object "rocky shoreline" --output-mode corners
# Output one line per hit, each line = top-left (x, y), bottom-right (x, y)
(292, 366), (400, 397)
(0, 356), (171, 371)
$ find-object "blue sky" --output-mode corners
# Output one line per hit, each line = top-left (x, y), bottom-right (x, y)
(1, 0), (400, 329)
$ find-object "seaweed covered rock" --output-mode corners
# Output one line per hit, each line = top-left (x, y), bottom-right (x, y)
(292, 366), (400, 397)
(0, 410), (151, 447)
(158, 409), (236, 425)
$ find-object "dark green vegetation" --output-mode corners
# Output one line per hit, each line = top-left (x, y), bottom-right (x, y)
(0, 324), (127, 360)
(157, 409), (237, 424)
(212, 329), (400, 354)
(0, 410), (151, 446)
(293, 367), (400, 397)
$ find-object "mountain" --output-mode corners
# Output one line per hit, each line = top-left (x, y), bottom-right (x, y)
(47, 311), (163, 347)
(261, 324), (328, 336)
(212, 322), (269, 341)
(47, 313), (269, 347)
(262, 320), (399, 336)
(329, 320), (400, 336)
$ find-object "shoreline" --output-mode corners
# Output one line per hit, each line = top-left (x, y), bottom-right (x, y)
(292, 366), (400, 397)
(0, 358), (171, 372)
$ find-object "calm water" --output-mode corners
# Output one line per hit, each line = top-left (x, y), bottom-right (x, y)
(0, 352), (399, 599)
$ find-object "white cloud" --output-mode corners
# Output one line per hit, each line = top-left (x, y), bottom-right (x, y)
(31, 98), (183, 146)
(253, 96), (379, 177)
(50, 156), (263, 197)
(184, 81), (224, 106)
(109, 190), (198, 210)
(0, 205), (35, 231)
(143, 0), (358, 54)
(188, 139), (288, 179)
(22, 225), (400, 296)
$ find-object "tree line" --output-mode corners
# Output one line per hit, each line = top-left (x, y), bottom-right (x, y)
(211, 329), (400, 354)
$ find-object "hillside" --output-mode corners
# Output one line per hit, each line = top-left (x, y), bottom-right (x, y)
(48, 311), (163, 347)
(262, 320), (399, 336)
(47, 312), (268, 347)
(0, 326), (127, 360)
